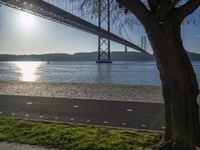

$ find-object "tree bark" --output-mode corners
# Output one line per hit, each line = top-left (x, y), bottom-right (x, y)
(144, 16), (200, 149)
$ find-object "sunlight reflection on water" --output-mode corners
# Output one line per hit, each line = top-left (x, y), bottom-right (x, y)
(14, 61), (42, 82)
(0, 61), (199, 85)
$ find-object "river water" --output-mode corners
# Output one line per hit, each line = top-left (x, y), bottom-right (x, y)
(0, 61), (200, 85)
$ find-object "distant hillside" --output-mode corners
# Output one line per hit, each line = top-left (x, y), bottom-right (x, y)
(187, 51), (200, 61)
(0, 52), (153, 61)
(0, 51), (199, 61)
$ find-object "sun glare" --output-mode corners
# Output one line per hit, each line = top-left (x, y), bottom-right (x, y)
(20, 11), (35, 27)
(15, 62), (42, 82)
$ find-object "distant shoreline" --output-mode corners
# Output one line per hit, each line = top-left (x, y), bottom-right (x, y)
(0, 52), (154, 61)
(1, 60), (200, 62)
(0, 51), (199, 61)
(0, 59), (155, 61)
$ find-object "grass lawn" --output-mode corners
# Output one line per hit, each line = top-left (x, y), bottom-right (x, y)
(0, 117), (161, 150)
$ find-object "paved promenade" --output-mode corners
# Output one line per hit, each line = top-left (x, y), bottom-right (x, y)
(0, 95), (166, 131)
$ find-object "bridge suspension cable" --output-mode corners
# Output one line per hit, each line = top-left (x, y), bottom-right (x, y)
(0, 0), (149, 62)
(44, 0), (138, 47)
(112, 8), (133, 43)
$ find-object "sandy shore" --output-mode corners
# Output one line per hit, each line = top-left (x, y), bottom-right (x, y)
(0, 81), (200, 104)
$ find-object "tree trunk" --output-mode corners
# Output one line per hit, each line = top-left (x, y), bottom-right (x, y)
(144, 17), (200, 149)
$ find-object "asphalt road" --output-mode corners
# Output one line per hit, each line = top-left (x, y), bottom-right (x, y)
(0, 95), (166, 131)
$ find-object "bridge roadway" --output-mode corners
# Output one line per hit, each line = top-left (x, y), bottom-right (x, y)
(0, 0), (148, 54)
(0, 95), (166, 131)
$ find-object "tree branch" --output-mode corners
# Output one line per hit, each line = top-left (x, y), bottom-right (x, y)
(147, 0), (159, 12)
(116, 0), (151, 24)
(176, 0), (200, 21)
(168, 0), (180, 12)
(171, 0), (180, 7)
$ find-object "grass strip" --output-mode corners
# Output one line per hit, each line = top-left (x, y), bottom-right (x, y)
(0, 117), (161, 150)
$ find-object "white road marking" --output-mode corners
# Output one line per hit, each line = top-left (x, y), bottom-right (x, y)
(104, 121), (108, 124)
(126, 109), (133, 112)
(141, 124), (146, 128)
(70, 118), (74, 121)
(0, 112), (2, 115)
(11, 113), (15, 116)
(122, 123), (127, 126)
(54, 117), (58, 120)
(39, 116), (44, 118)
(73, 105), (79, 108)
(161, 126), (166, 129)
(26, 102), (32, 105)
(86, 120), (91, 122)
(25, 114), (29, 117)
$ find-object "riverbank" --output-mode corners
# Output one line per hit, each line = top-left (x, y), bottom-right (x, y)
(1, 81), (200, 104)
(0, 81), (164, 103)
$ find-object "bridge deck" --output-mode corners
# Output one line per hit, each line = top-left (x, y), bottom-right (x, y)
(0, 0), (148, 54)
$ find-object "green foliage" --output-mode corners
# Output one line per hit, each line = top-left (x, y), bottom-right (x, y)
(0, 117), (161, 150)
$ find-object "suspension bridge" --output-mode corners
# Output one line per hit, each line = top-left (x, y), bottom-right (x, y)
(0, 0), (149, 63)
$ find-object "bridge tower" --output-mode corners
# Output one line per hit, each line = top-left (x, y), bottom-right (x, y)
(96, 0), (112, 63)
(0, 3), (1, 30)
(125, 46), (128, 53)
(141, 36), (147, 51)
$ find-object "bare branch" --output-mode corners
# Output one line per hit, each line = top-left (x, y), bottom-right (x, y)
(116, 0), (151, 24)
(171, 0), (180, 7)
(146, 0), (180, 12)
(147, 0), (159, 11)
(155, 0), (181, 18)
(176, 0), (200, 21)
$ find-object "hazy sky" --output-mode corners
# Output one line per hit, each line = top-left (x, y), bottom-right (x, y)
(0, 4), (200, 55)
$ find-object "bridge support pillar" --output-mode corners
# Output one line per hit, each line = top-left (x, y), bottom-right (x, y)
(125, 46), (128, 53)
(0, 3), (1, 30)
(96, 0), (112, 63)
(141, 36), (147, 52)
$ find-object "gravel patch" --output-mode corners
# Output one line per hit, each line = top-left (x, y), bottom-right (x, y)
(0, 142), (53, 150)
(0, 81), (200, 104)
